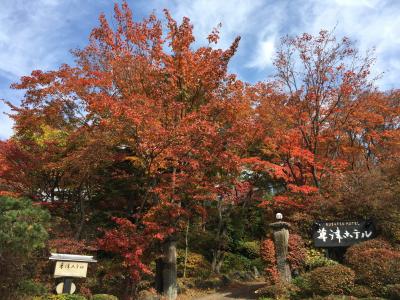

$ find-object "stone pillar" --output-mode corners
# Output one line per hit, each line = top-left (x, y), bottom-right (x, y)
(270, 214), (291, 283)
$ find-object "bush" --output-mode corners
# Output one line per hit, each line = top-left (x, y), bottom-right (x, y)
(305, 249), (338, 270)
(221, 252), (253, 273)
(17, 279), (48, 296)
(288, 234), (307, 273)
(351, 285), (374, 298)
(91, 294), (119, 300)
(255, 282), (299, 299)
(33, 295), (87, 300)
(177, 249), (211, 278)
(0, 196), (50, 255)
(292, 275), (313, 298)
(345, 239), (400, 294)
(0, 196), (50, 298)
(237, 240), (260, 259)
(260, 239), (279, 284)
(385, 284), (400, 300)
(294, 264), (355, 296)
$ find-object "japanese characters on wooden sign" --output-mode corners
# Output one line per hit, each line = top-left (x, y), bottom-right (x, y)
(313, 220), (376, 247)
(49, 253), (97, 278)
(54, 261), (88, 278)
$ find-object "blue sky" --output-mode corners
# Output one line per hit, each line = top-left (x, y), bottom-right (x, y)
(1, 0), (400, 139)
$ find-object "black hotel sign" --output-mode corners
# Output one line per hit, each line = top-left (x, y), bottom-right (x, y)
(313, 220), (376, 247)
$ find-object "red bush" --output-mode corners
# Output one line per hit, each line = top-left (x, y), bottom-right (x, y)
(288, 234), (306, 272)
(345, 239), (400, 293)
(260, 239), (279, 284)
(98, 218), (152, 283)
(306, 264), (355, 296)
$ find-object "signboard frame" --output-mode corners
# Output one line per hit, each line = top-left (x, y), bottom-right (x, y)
(312, 220), (376, 248)
(49, 253), (97, 278)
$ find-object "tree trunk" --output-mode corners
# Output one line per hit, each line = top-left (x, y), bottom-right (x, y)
(162, 237), (178, 300)
(183, 220), (190, 278)
(75, 195), (85, 240)
(155, 258), (164, 294)
(211, 196), (226, 274)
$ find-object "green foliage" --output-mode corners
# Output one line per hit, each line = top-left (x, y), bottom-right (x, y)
(351, 285), (374, 298)
(17, 279), (48, 297)
(0, 196), (50, 256)
(306, 296), (366, 300)
(0, 196), (50, 298)
(385, 284), (400, 300)
(91, 294), (119, 300)
(33, 295), (87, 300)
(345, 239), (400, 294)
(291, 274), (312, 296)
(92, 258), (127, 297)
(304, 249), (338, 270)
(177, 249), (211, 278)
(221, 252), (253, 273)
(34, 124), (69, 148)
(293, 264), (355, 297)
(255, 282), (299, 300)
(237, 240), (260, 259)
(187, 229), (215, 261)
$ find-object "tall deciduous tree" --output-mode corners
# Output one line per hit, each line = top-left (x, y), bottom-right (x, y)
(249, 30), (399, 209)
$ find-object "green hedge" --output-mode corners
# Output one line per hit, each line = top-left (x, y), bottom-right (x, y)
(91, 294), (119, 300)
(293, 264), (355, 297)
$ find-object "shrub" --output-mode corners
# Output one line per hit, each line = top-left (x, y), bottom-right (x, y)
(17, 279), (48, 297)
(221, 252), (253, 273)
(33, 295), (87, 300)
(177, 249), (211, 278)
(345, 239), (400, 294)
(91, 294), (119, 300)
(287, 234), (306, 272)
(292, 275), (313, 298)
(260, 239), (279, 284)
(255, 282), (299, 299)
(0, 196), (50, 255)
(294, 264), (355, 296)
(0, 196), (50, 298)
(237, 240), (260, 259)
(386, 284), (400, 300)
(305, 249), (338, 270)
(351, 285), (374, 298)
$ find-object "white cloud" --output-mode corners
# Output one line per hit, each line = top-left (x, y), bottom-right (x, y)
(334, 0), (380, 7)
(0, 0), (102, 139)
(0, 104), (13, 139)
(304, 0), (400, 89)
(247, 36), (275, 69)
(156, 0), (265, 49)
(0, 0), (81, 78)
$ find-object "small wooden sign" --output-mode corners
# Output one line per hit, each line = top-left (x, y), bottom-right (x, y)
(49, 253), (97, 278)
(54, 261), (88, 278)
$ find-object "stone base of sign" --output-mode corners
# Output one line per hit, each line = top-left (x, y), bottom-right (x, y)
(56, 279), (76, 294)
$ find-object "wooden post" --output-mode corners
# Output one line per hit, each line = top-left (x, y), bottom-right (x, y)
(62, 277), (72, 294)
(270, 216), (291, 283)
